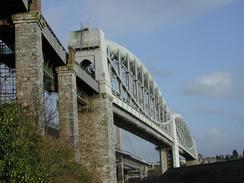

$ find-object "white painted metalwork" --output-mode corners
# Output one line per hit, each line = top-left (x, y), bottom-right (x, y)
(106, 40), (197, 159)
(69, 28), (198, 161)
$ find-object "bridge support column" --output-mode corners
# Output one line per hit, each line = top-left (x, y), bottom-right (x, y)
(78, 94), (117, 183)
(172, 144), (180, 168)
(56, 66), (80, 161)
(172, 116), (180, 168)
(159, 148), (169, 174)
(142, 166), (148, 177)
(13, 12), (44, 134)
(117, 156), (125, 183)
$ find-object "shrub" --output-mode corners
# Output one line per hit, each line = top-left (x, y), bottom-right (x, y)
(40, 138), (92, 183)
(0, 103), (93, 183)
(0, 103), (48, 182)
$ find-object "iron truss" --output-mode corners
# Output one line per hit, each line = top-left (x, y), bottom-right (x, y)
(106, 42), (197, 158)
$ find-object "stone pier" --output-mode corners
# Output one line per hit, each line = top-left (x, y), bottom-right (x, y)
(78, 94), (117, 183)
(117, 155), (125, 183)
(13, 12), (44, 133)
(56, 66), (80, 161)
(159, 148), (169, 174)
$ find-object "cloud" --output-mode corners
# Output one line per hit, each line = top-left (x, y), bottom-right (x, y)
(42, 0), (237, 38)
(183, 72), (232, 97)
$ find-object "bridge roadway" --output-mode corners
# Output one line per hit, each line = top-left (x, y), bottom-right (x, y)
(116, 148), (152, 182)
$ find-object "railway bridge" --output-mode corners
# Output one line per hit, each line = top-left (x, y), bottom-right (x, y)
(0, 1), (197, 182)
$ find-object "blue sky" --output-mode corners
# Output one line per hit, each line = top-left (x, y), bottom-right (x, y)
(42, 0), (244, 161)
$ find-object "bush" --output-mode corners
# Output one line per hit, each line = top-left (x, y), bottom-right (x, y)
(0, 103), (92, 183)
(0, 103), (48, 182)
(40, 139), (92, 183)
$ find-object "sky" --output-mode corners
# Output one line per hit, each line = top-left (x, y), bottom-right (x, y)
(42, 0), (244, 162)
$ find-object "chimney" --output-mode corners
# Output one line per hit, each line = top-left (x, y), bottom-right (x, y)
(29, 0), (41, 12)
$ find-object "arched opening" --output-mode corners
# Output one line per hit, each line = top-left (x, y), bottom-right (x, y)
(80, 59), (95, 78)
(80, 59), (92, 68)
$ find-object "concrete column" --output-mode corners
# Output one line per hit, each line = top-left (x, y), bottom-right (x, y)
(172, 144), (180, 168)
(159, 148), (169, 174)
(56, 66), (80, 161)
(78, 94), (117, 183)
(13, 12), (44, 134)
(117, 156), (124, 183)
(172, 114), (180, 168)
(143, 166), (148, 177)
(139, 167), (143, 180)
(124, 172), (129, 183)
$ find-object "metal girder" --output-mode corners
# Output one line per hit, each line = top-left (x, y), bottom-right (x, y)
(0, 0), (28, 19)
(113, 104), (173, 147)
(71, 64), (99, 93)
(107, 41), (197, 160)
(116, 149), (150, 171)
(40, 15), (67, 65)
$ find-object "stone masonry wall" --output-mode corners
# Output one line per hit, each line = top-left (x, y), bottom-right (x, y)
(13, 12), (44, 133)
(159, 148), (169, 174)
(78, 94), (117, 183)
(56, 66), (80, 161)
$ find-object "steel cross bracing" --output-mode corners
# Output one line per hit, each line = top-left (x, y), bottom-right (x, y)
(106, 43), (197, 159)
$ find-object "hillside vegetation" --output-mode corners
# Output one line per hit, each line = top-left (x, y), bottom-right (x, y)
(0, 103), (93, 183)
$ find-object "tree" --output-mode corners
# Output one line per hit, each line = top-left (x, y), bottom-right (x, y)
(216, 155), (220, 160)
(232, 150), (239, 159)
(225, 154), (230, 161)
